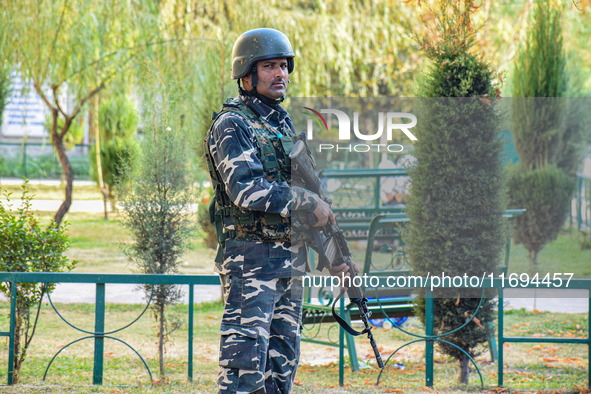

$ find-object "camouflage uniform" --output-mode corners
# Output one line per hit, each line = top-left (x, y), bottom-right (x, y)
(205, 93), (318, 393)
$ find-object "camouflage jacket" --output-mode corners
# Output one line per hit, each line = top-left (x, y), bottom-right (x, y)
(205, 94), (318, 279)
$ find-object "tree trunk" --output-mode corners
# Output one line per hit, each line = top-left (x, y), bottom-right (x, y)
(51, 116), (73, 227)
(459, 353), (470, 384)
(90, 95), (109, 220)
(12, 302), (22, 383)
(159, 302), (165, 377)
(102, 192), (109, 220)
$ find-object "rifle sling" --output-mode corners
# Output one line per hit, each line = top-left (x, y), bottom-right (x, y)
(331, 289), (370, 337)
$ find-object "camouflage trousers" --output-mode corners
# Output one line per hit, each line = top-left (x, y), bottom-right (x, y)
(217, 274), (303, 394)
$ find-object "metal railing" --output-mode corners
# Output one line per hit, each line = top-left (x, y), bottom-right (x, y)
(0, 272), (220, 385)
(342, 277), (591, 389)
(1, 272), (589, 389)
(0, 142), (92, 180)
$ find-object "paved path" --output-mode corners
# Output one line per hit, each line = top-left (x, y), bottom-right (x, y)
(45, 283), (222, 305)
(1, 178), (112, 213)
(38, 284), (589, 314)
(502, 288), (588, 313)
(1, 178), (588, 313)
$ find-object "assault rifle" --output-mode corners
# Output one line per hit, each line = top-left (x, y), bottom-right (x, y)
(289, 134), (384, 369)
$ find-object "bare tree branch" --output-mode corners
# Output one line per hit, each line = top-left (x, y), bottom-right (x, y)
(43, 0), (69, 79)
(66, 36), (219, 82)
(52, 85), (68, 119)
(33, 82), (56, 111)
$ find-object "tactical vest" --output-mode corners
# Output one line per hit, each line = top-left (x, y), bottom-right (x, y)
(204, 97), (294, 261)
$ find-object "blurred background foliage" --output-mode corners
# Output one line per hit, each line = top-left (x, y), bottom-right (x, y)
(0, 0), (589, 210)
(1, 0), (590, 169)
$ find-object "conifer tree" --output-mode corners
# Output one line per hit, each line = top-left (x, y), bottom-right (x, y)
(118, 94), (194, 378)
(406, 0), (505, 384)
(508, 0), (577, 267)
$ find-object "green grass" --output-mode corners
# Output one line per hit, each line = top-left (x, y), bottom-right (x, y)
(507, 228), (591, 278)
(0, 186), (589, 391)
(0, 302), (587, 392)
(0, 301), (222, 393)
(34, 211), (216, 274)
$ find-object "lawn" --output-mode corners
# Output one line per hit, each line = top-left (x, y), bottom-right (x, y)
(0, 184), (589, 392)
(0, 302), (587, 393)
(35, 211), (217, 275)
(507, 227), (591, 278)
(3, 182), (590, 277)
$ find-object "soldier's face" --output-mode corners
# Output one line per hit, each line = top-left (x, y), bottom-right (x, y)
(244, 57), (289, 99)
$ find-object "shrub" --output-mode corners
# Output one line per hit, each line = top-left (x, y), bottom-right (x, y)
(507, 164), (575, 265)
(118, 100), (194, 378)
(90, 94), (139, 214)
(0, 181), (76, 382)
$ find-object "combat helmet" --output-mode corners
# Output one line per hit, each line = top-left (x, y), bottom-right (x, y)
(231, 28), (295, 80)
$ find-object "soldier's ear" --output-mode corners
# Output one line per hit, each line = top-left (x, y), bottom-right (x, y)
(242, 74), (252, 90)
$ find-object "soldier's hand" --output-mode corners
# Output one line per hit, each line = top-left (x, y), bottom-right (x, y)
(328, 262), (350, 278)
(312, 198), (335, 227)
(328, 262), (360, 277)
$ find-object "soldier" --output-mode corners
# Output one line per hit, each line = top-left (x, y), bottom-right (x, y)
(204, 28), (349, 393)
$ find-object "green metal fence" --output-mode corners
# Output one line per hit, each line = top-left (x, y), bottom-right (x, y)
(0, 272), (589, 389)
(351, 277), (591, 389)
(0, 272), (220, 385)
(0, 142), (92, 179)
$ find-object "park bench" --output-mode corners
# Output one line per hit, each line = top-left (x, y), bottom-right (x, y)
(301, 171), (525, 372)
(301, 168), (410, 370)
(319, 168), (409, 240)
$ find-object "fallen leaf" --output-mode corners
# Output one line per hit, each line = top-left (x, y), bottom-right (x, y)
(293, 377), (302, 386)
(542, 357), (559, 362)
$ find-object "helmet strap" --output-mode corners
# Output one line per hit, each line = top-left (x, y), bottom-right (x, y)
(251, 70), (258, 88)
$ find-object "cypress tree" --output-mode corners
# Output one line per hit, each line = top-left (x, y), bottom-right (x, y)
(508, 0), (576, 267)
(406, 0), (505, 384)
